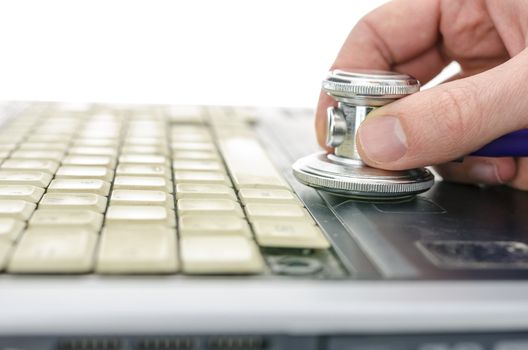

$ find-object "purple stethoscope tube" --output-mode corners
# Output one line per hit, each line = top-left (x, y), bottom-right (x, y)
(471, 129), (528, 157)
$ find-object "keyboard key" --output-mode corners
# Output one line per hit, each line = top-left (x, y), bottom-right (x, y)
(174, 171), (231, 186)
(171, 133), (212, 143)
(18, 142), (69, 151)
(128, 131), (165, 140)
(217, 135), (289, 190)
(0, 141), (20, 149)
(209, 106), (252, 125)
(106, 205), (176, 227)
(171, 142), (215, 151)
(123, 137), (166, 147)
(68, 146), (118, 157)
(35, 124), (77, 135)
(79, 130), (120, 139)
(74, 139), (118, 147)
(177, 199), (244, 217)
(0, 171), (52, 187)
(214, 125), (255, 137)
(175, 183), (236, 200)
(1, 159), (59, 174)
(0, 185), (44, 203)
(56, 166), (114, 182)
(0, 143), (18, 152)
(39, 193), (107, 213)
(245, 203), (312, 222)
(0, 200), (36, 221)
(54, 102), (92, 113)
(8, 228), (97, 273)
(47, 179), (111, 196)
(167, 106), (204, 123)
(172, 150), (219, 161)
(110, 189), (174, 208)
(116, 164), (170, 178)
(25, 134), (72, 143)
(233, 107), (257, 124)
(113, 176), (173, 193)
(179, 215), (251, 237)
(121, 145), (168, 155)
(170, 125), (208, 133)
(252, 220), (330, 249)
(96, 226), (179, 274)
(171, 130), (210, 139)
(181, 235), (264, 274)
(29, 209), (103, 231)
(10, 150), (64, 162)
(62, 155), (116, 168)
(172, 160), (224, 172)
(238, 188), (301, 205)
(128, 125), (164, 133)
(0, 133), (28, 142)
(119, 154), (168, 166)
(0, 218), (25, 242)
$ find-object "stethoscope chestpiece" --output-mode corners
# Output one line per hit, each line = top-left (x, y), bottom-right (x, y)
(292, 69), (434, 201)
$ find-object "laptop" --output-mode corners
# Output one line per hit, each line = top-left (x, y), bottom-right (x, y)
(0, 101), (528, 350)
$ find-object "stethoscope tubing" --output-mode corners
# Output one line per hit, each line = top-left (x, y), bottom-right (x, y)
(471, 129), (528, 157)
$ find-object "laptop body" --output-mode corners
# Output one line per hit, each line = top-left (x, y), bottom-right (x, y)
(1, 102), (528, 350)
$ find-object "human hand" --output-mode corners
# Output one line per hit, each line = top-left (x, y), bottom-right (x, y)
(315, 0), (528, 189)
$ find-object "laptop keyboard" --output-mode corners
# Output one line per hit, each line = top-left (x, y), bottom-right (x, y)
(0, 103), (330, 275)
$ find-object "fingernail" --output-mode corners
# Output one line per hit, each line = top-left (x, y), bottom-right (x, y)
(357, 116), (407, 163)
(468, 162), (502, 184)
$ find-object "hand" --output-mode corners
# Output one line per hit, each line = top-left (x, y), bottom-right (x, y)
(315, 0), (528, 189)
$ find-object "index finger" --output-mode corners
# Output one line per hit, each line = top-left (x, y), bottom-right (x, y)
(316, 0), (445, 148)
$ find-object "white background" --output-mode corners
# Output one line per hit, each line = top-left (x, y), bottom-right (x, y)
(0, 0), (390, 108)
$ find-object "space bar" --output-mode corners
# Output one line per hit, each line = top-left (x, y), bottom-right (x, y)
(217, 134), (289, 190)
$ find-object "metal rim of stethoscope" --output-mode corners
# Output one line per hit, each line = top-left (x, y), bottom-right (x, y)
(292, 152), (435, 201)
(322, 69), (420, 100)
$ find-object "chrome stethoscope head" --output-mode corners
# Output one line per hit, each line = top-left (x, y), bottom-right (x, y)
(292, 69), (434, 201)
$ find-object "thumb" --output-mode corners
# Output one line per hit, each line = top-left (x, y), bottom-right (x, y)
(356, 50), (528, 170)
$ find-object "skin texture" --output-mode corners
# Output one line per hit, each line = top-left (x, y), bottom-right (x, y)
(315, 0), (528, 189)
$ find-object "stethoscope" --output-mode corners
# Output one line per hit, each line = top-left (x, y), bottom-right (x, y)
(292, 69), (528, 200)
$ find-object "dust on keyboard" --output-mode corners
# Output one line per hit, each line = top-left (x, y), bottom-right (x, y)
(0, 103), (331, 275)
